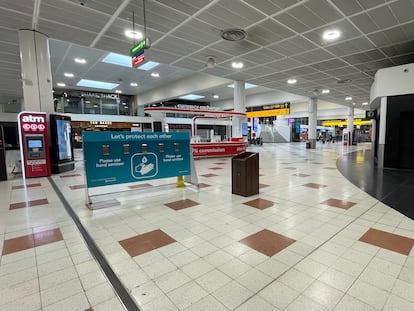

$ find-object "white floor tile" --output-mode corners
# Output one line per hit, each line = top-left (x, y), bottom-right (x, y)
(303, 280), (344, 309)
(167, 281), (208, 310)
(212, 281), (253, 310)
(235, 295), (280, 311)
(348, 279), (389, 309)
(258, 280), (300, 310)
(334, 294), (377, 311)
(155, 269), (191, 293)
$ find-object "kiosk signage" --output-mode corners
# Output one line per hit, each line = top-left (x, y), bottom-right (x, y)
(18, 111), (50, 178)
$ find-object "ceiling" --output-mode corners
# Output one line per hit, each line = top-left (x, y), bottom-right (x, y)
(1, 0), (414, 109)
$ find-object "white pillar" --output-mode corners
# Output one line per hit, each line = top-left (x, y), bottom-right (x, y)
(232, 81), (245, 138)
(18, 30), (54, 113)
(378, 97), (387, 168)
(308, 97), (317, 148)
(347, 106), (354, 144)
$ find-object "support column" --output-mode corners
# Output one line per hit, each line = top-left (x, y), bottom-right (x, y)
(232, 81), (245, 138)
(378, 97), (387, 168)
(18, 30), (54, 113)
(347, 106), (354, 145)
(308, 97), (317, 149)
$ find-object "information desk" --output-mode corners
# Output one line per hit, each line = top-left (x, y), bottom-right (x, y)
(191, 142), (247, 158)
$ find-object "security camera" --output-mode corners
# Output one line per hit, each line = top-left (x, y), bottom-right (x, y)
(206, 56), (217, 68)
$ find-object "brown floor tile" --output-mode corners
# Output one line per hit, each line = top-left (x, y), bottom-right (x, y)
(128, 183), (153, 189)
(359, 228), (414, 255)
(119, 229), (176, 257)
(199, 183), (211, 188)
(259, 183), (270, 189)
(9, 198), (49, 210)
(214, 162), (226, 165)
(243, 198), (274, 210)
(34, 228), (64, 247)
(285, 167), (297, 170)
(2, 234), (35, 255)
(320, 198), (356, 210)
(323, 167), (337, 170)
(12, 183), (42, 190)
(209, 167), (223, 170)
(303, 183), (328, 189)
(240, 229), (296, 257)
(312, 162), (323, 164)
(292, 173), (311, 177)
(60, 173), (81, 178)
(85, 307), (93, 311)
(281, 162), (292, 164)
(165, 199), (200, 211)
(88, 199), (120, 210)
(69, 184), (86, 190)
(200, 173), (218, 178)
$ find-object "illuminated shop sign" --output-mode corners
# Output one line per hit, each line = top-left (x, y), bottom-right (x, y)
(246, 108), (290, 118)
(322, 119), (372, 127)
(81, 92), (120, 99)
(20, 114), (47, 132)
(176, 104), (220, 111)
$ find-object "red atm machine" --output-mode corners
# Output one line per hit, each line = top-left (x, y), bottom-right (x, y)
(18, 111), (51, 178)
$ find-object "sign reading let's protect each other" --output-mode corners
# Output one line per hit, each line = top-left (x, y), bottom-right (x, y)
(82, 131), (191, 188)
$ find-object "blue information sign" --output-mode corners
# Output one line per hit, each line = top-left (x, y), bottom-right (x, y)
(83, 131), (191, 188)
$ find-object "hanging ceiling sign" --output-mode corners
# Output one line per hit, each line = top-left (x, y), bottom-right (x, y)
(130, 39), (146, 68)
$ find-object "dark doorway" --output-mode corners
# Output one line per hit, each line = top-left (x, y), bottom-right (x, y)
(399, 111), (414, 169)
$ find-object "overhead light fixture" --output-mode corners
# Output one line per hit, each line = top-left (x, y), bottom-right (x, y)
(362, 102), (369, 106)
(115, 90), (122, 94)
(322, 29), (341, 41)
(102, 52), (131, 68)
(179, 94), (205, 100)
(64, 72), (74, 78)
(206, 56), (217, 68)
(287, 78), (297, 84)
(125, 29), (143, 40)
(74, 57), (86, 64)
(151, 72), (160, 78)
(231, 61), (244, 69)
(227, 83), (257, 89)
(345, 96), (352, 101)
(77, 79), (119, 90)
(213, 94), (219, 99)
(130, 82), (138, 87)
(321, 89), (330, 94)
(138, 61), (160, 71)
(57, 82), (66, 87)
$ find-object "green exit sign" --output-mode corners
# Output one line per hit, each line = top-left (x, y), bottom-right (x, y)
(130, 39), (146, 56)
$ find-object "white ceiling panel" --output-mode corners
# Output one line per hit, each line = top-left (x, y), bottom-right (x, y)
(325, 37), (376, 57)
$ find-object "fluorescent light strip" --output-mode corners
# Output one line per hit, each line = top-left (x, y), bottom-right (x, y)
(77, 79), (119, 90)
(227, 83), (257, 89)
(179, 94), (205, 100)
(138, 61), (160, 71)
(102, 52), (131, 68)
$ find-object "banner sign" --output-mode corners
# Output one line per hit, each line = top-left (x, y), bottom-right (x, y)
(191, 142), (246, 157)
(83, 131), (191, 188)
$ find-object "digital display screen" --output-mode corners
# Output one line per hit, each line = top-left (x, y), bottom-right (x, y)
(242, 123), (248, 136)
(56, 119), (72, 161)
(28, 139), (42, 149)
(253, 117), (259, 132)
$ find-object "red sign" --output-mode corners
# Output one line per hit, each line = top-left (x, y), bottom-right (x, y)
(191, 142), (247, 158)
(132, 54), (145, 68)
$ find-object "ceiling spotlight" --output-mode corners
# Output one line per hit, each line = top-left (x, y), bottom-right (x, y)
(125, 29), (143, 40)
(115, 90), (122, 93)
(74, 57), (86, 64)
(232, 61), (244, 69)
(352, 102), (356, 106)
(345, 96), (352, 101)
(57, 82), (66, 87)
(322, 89), (330, 94)
(213, 94), (219, 99)
(64, 72), (74, 78)
(130, 82), (138, 87)
(322, 29), (341, 41)
(151, 72), (160, 77)
(206, 56), (217, 68)
(362, 102), (369, 106)
(287, 78), (297, 84)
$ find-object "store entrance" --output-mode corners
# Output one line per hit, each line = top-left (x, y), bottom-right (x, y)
(399, 111), (414, 169)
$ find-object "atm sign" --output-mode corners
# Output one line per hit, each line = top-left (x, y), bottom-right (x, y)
(19, 113), (47, 132)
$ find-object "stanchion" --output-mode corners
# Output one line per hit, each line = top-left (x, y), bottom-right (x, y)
(176, 175), (185, 188)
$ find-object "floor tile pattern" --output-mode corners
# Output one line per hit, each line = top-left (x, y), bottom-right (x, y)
(200, 173), (218, 177)
(239, 229), (296, 256)
(9, 198), (49, 210)
(70, 184), (86, 190)
(320, 198), (357, 210)
(259, 183), (270, 188)
(359, 228), (414, 255)
(303, 182), (328, 189)
(119, 229), (176, 257)
(165, 199), (200, 211)
(243, 198), (274, 210)
(60, 173), (81, 178)
(292, 173), (311, 177)
(12, 183), (41, 190)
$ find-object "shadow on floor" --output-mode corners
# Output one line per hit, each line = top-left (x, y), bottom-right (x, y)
(337, 149), (414, 220)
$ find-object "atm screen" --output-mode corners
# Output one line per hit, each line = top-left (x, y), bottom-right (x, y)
(28, 139), (42, 149)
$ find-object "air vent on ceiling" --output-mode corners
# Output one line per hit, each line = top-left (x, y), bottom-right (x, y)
(337, 79), (352, 84)
(221, 29), (247, 41)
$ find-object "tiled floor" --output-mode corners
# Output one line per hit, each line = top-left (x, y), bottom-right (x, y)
(1, 142), (414, 311)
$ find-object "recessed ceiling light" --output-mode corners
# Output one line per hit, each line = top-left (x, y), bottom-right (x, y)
(231, 61), (244, 69)
(362, 102), (369, 106)
(179, 94), (205, 100)
(151, 72), (160, 78)
(115, 90), (122, 94)
(227, 83), (257, 89)
(57, 82), (66, 87)
(322, 89), (330, 94)
(322, 29), (341, 41)
(287, 79), (297, 84)
(352, 102), (356, 106)
(102, 53), (131, 68)
(130, 82), (138, 87)
(64, 72), (74, 78)
(124, 29), (143, 40)
(76, 79), (119, 90)
(213, 94), (219, 99)
(74, 57), (86, 64)
(345, 96), (352, 101)
(138, 61), (160, 71)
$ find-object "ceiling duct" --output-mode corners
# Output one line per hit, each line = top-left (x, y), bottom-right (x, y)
(221, 28), (246, 41)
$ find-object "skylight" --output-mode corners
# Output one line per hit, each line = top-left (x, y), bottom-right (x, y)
(179, 94), (205, 100)
(102, 53), (131, 68)
(138, 61), (160, 71)
(77, 79), (119, 90)
(227, 83), (257, 89)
